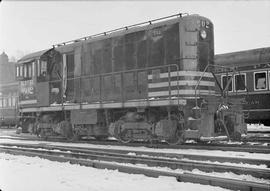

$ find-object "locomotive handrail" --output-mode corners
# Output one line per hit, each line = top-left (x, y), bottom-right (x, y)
(53, 13), (188, 47)
(194, 64), (245, 108)
(47, 64), (180, 108)
(194, 64), (211, 108)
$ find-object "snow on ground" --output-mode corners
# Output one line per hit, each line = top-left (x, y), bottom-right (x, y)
(0, 153), (230, 191)
(247, 124), (270, 132)
(133, 152), (268, 169)
(0, 138), (269, 161)
(103, 160), (270, 184)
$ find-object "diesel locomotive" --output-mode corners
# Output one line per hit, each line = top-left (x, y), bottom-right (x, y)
(215, 47), (270, 126)
(15, 13), (247, 143)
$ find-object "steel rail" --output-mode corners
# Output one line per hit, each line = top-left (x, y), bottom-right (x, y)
(0, 135), (269, 153)
(0, 144), (269, 179)
(0, 147), (269, 191)
(1, 143), (269, 167)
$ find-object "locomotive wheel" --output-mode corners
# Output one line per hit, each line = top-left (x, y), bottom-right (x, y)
(166, 130), (184, 145)
(119, 129), (132, 144)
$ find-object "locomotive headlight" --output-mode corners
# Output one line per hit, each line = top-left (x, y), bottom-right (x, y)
(200, 30), (207, 39)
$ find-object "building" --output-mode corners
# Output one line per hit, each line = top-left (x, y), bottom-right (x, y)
(0, 52), (19, 126)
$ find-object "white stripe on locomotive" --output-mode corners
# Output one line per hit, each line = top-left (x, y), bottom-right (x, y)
(148, 80), (215, 88)
(148, 90), (216, 97)
(148, 71), (214, 80)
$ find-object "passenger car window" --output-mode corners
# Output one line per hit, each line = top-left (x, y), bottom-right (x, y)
(221, 75), (232, 92)
(235, 74), (246, 91)
(254, 72), (267, 90)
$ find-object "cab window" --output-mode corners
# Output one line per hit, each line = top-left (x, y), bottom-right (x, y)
(254, 71), (267, 90)
(16, 66), (20, 77)
(3, 98), (7, 107)
(234, 73), (246, 91)
(24, 65), (28, 78)
(37, 60), (41, 76)
(28, 64), (32, 78)
(20, 66), (23, 77)
(41, 61), (47, 76)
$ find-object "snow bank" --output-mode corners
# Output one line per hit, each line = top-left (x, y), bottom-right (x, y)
(247, 124), (270, 132)
(0, 153), (229, 191)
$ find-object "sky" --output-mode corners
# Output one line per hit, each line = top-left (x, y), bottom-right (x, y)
(0, 1), (270, 60)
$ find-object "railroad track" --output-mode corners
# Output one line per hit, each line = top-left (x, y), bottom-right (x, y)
(0, 143), (269, 191)
(1, 135), (269, 154)
(245, 136), (270, 143)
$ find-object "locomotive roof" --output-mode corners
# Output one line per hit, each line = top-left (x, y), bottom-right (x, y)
(18, 49), (49, 64)
(18, 13), (212, 62)
(215, 47), (270, 67)
(53, 14), (210, 49)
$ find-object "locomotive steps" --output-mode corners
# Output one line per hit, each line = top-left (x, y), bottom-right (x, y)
(0, 143), (269, 191)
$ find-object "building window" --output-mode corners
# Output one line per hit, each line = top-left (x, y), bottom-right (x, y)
(234, 73), (246, 91)
(221, 75), (233, 92)
(254, 71), (267, 90)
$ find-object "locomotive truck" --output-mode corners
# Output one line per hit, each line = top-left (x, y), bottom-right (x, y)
(16, 13), (247, 144)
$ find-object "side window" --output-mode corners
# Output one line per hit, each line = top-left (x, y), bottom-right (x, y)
(41, 61), (47, 76)
(37, 60), (41, 76)
(28, 64), (32, 78)
(3, 98), (7, 108)
(8, 97), (12, 107)
(24, 65), (28, 78)
(235, 73), (246, 91)
(20, 66), (23, 77)
(254, 72), (267, 90)
(221, 75), (232, 92)
(16, 66), (20, 77)
(32, 62), (35, 77)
